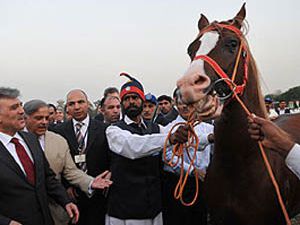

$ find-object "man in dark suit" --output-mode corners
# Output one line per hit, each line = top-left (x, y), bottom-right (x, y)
(275, 100), (291, 115)
(0, 87), (79, 225)
(53, 89), (110, 225)
(155, 94), (178, 126)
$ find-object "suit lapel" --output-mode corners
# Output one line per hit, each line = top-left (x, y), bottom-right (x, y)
(86, 119), (97, 152)
(18, 131), (43, 187)
(0, 140), (26, 179)
(19, 131), (38, 162)
(65, 121), (79, 154)
(44, 131), (51, 158)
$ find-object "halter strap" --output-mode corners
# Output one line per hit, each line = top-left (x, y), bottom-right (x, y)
(193, 23), (249, 96)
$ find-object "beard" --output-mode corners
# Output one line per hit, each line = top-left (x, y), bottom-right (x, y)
(124, 104), (143, 119)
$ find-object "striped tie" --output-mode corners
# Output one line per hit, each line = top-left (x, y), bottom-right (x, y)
(75, 122), (84, 147)
(75, 122), (87, 172)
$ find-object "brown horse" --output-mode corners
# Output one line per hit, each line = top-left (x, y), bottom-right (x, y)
(177, 4), (300, 225)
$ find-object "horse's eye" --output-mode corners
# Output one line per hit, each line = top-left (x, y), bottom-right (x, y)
(231, 40), (238, 47)
(225, 39), (238, 48)
(224, 39), (238, 54)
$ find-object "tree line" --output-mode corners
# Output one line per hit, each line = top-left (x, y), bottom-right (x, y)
(265, 86), (300, 102)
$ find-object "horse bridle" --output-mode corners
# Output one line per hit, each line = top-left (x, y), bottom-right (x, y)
(192, 23), (250, 101)
(190, 23), (292, 225)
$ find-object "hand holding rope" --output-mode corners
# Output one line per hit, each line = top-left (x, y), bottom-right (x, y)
(163, 110), (202, 206)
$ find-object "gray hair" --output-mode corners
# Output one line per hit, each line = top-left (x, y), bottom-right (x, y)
(0, 87), (20, 99)
(24, 99), (48, 115)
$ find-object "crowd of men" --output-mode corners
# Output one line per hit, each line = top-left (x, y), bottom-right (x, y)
(0, 73), (214, 225)
(0, 73), (299, 225)
(264, 97), (300, 120)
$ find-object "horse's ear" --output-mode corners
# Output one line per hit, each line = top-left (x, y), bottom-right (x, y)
(198, 14), (209, 31)
(233, 3), (246, 29)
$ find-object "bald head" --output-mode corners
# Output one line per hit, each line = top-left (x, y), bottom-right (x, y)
(67, 89), (88, 102)
(66, 89), (89, 122)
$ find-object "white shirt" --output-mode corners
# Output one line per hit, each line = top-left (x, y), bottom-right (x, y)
(163, 115), (214, 175)
(278, 108), (289, 115)
(105, 116), (165, 224)
(0, 131), (34, 175)
(285, 144), (300, 180)
(106, 116), (169, 160)
(268, 109), (278, 120)
(39, 135), (46, 151)
(72, 115), (90, 149)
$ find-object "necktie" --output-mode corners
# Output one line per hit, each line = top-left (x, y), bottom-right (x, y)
(75, 122), (84, 149)
(11, 137), (35, 185)
(75, 122), (87, 172)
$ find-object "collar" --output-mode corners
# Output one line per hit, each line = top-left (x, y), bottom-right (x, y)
(23, 127), (29, 133)
(39, 134), (45, 141)
(38, 134), (45, 150)
(0, 131), (23, 146)
(124, 115), (147, 128)
(24, 126), (44, 139)
(72, 115), (90, 127)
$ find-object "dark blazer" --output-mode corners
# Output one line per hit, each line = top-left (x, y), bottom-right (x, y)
(94, 113), (104, 122)
(53, 118), (110, 225)
(275, 108), (291, 115)
(0, 131), (70, 225)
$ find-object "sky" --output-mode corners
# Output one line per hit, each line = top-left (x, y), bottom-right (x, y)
(0, 0), (299, 104)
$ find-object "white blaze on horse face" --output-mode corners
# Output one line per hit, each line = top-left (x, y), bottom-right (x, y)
(177, 31), (219, 104)
(188, 31), (219, 80)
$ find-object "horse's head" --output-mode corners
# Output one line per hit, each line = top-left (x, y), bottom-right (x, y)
(177, 4), (249, 113)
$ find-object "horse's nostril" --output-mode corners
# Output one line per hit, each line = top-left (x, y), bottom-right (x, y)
(195, 75), (208, 85)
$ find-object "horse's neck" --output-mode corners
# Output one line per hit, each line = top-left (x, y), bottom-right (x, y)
(215, 102), (252, 150)
(214, 66), (266, 160)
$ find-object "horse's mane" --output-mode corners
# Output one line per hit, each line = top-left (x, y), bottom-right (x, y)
(238, 21), (268, 118)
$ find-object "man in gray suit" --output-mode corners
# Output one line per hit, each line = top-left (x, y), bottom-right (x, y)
(23, 99), (112, 225)
(0, 87), (79, 225)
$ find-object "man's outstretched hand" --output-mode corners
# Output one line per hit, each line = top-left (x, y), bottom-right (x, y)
(91, 170), (113, 190)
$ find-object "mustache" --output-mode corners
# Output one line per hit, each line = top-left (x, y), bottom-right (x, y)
(124, 104), (143, 118)
(128, 103), (138, 108)
(126, 105), (139, 111)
